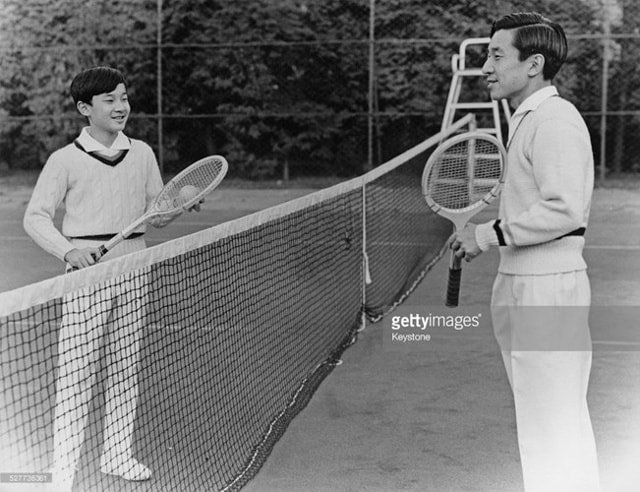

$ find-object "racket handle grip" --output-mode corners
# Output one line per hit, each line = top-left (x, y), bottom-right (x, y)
(69, 246), (108, 272)
(92, 245), (108, 262)
(446, 265), (462, 308)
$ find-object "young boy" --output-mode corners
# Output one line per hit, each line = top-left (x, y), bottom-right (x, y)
(24, 66), (182, 490)
(450, 12), (600, 492)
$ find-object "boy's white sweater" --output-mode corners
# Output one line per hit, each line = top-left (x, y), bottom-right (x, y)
(24, 131), (163, 261)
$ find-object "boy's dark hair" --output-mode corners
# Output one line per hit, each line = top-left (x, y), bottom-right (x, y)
(70, 66), (127, 105)
(491, 12), (567, 80)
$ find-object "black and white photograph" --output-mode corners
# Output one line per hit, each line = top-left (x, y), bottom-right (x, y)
(0, 1), (639, 491)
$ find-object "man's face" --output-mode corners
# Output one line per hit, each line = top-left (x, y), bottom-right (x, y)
(482, 28), (534, 108)
(79, 82), (130, 136)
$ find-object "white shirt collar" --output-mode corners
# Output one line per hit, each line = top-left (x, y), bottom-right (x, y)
(77, 127), (131, 155)
(512, 85), (559, 118)
(508, 86), (559, 142)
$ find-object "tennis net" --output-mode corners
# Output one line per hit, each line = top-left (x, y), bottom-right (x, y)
(0, 115), (472, 491)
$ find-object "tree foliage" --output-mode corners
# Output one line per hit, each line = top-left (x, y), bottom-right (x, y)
(0, 0), (633, 175)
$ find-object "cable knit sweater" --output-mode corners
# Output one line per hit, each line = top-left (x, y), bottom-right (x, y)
(474, 86), (594, 275)
(24, 131), (163, 261)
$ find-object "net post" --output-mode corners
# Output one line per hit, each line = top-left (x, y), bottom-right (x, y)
(156, 0), (164, 172)
(367, 0), (375, 171)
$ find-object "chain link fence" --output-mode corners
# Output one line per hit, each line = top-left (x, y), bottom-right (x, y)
(1, 0), (638, 180)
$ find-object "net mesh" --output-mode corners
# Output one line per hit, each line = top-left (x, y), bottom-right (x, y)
(363, 155), (452, 320)
(424, 135), (503, 211)
(0, 118), (471, 491)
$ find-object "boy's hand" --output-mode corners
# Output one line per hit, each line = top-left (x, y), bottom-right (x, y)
(149, 208), (183, 228)
(65, 247), (100, 269)
(186, 198), (205, 213)
(149, 198), (203, 228)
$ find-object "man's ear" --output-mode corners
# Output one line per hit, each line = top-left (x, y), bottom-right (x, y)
(528, 53), (545, 77)
(76, 100), (91, 117)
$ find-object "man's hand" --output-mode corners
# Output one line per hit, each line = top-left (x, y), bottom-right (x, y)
(64, 247), (100, 269)
(448, 224), (483, 262)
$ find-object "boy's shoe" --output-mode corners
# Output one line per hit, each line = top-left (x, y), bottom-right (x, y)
(99, 456), (152, 481)
(48, 465), (75, 492)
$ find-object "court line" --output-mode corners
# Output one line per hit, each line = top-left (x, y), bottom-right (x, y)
(584, 245), (640, 251)
(593, 340), (640, 349)
(0, 226), (218, 241)
(6, 321), (638, 349)
(3, 236), (640, 252)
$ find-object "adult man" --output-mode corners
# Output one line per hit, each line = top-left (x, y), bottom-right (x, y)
(450, 12), (600, 492)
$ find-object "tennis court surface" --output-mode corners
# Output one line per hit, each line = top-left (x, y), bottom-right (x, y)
(1, 118), (639, 491)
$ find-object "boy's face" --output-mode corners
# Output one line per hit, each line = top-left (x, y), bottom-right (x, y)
(482, 28), (537, 108)
(77, 83), (130, 135)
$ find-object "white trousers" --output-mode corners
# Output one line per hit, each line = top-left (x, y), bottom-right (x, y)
(491, 271), (600, 492)
(53, 238), (147, 477)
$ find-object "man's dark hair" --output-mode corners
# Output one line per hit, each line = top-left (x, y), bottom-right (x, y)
(491, 12), (568, 80)
(70, 66), (127, 105)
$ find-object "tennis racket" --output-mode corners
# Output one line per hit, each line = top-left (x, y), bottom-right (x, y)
(92, 154), (228, 262)
(422, 132), (506, 307)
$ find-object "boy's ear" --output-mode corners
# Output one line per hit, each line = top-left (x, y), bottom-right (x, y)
(76, 100), (91, 117)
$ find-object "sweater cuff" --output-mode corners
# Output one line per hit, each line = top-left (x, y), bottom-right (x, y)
(475, 221), (500, 251)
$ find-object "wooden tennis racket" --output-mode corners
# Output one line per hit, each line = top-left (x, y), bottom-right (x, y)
(92, 154), (228, 262)
(422, 132), (506, 307)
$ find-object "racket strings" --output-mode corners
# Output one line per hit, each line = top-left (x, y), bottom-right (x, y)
(427, 139), (503, 211)
(154, 157), (227, 210)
